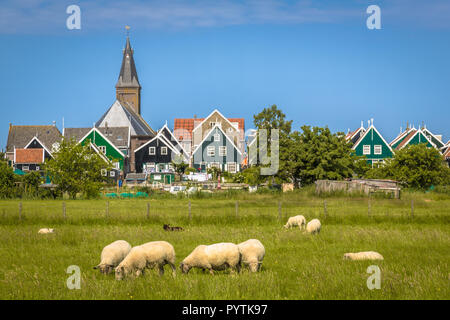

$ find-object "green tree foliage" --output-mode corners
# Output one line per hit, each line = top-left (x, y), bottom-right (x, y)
(45, 138), (112, 199)
(366, 144), (450, 189)
(23, 171), (42, 196)
(0, 161), (15, 198)
(290, 126), (355, 185)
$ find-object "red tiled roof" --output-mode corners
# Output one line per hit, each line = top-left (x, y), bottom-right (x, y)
(444, 147), (450, 159)
(15, 148), (44, 164)
(174, 116), (245, 141)
(395, 129), (417, 150)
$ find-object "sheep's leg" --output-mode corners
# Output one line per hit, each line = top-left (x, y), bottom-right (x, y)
(159, 265), (165, 276)
(236, 262), (241, 274)
(169, 262), (176, 277)
(208, 268), (214, 275)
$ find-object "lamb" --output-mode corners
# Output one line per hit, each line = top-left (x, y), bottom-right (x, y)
(38, 228), (54, 234)
(180, 242), (241, 275)
(237, 239), (265, 272)
(343, 251), (384, 261)
(94, 240), (132, 274)
(284, 215), (306, 229)
(115, 241), (176, 280)
(306, 219), (321, 234)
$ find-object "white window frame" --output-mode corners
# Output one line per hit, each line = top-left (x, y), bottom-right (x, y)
(98, 146), (106, 154)
(149, 147), (156, 155)
(227, 162), (237, 173)
(363, 145), (371, 155)
(161, 147), (168, 155)
(219, 146), (227, 156)
(23, 165), (29, 171)
(214, 134), (220, 142)
(36, 166), (40, 171)
(110, 171), (116, 177)
(113, 162), (120, 169)
(207, 146), (215, 156)
(210, 162), (220, 169)
(374, 145), (382, 155)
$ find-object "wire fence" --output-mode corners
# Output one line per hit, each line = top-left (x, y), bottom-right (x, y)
(0, 197), (447, 226)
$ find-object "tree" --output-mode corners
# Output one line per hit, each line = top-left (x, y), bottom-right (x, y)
(367, 144), (450, 189)
(290, 126), (356, 186)
(172, 157), (188, 179)
(0, 161), (15, 198)
(45, 138), (112, 199)
(23, 171), (42, 196)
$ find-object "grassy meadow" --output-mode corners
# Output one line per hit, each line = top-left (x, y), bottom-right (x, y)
(0, 189), (449, 299)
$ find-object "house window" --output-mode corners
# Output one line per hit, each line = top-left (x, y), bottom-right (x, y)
(207, 146), (215, 156)
(374, 145), (382, 155)
(161, 147), (168, 155)
(113, 162), (120, 169)
(210, 122), (217, 127)
(110, 171), (116, 177)
(101, 169), (107, 176)
(36, 166), (40, 171)
(210, 162), (220, 169)
(363, 145), (371, 155)
(98, 146), (106, 154)
(23, 165), (29, 171)
(149, 147), (156, 155)
(219, 146), (227, 156)
(227, 162), (237, 173)
(214, 134), (220, 142)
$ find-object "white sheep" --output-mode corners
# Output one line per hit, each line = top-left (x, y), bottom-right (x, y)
(180, 242), (241, 275)
(94, 240), (132, 274)
(237, 239), (265, 272)
(343, 251), (384, 261)
(284, 215), (306, 229)
(115, 241), (176, 280)
(38, 228), (54, 234)
(306, 219), (321, 234)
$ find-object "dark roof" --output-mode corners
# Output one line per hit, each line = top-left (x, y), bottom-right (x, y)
(116, 37), (140, 88)
(64, 127), (130, 148)
(6, 125), (62, 153)
(96, 100), (155, 136)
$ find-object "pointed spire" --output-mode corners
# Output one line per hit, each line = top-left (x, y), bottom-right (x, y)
(116, 30), (140, 89)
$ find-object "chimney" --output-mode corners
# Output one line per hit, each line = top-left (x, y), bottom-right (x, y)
(194, 114), (197, 119)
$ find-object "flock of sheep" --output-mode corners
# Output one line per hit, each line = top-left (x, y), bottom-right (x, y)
(38, 214), (383, 280)
(93, 239), (265, 280)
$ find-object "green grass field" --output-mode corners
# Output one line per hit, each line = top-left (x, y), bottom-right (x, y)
(0, 190), (449, 299)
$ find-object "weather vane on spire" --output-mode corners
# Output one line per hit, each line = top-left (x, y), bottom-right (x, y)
(125, 25), (130, 37)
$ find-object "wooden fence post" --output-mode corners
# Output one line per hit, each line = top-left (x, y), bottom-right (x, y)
(106, 201), (109, 218)
(235, 201), (238, 218)
(19, 202), (22, 221)
(324, 200), (327, 218)
(188, 201), (191, 220)
(147, 202), (150, 219)
(278, 201), (281, 221)
(368, 195), (371, 217)
(411, 199), (414, 219)
(63, 202), (66, 220)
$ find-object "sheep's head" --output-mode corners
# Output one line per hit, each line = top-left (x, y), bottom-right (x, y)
(115, 266), (126, 280)
(249, 263), (259, 273)
(343, 253), (352, 260)
(94, 264), (113, 274)
(180, 262), (191, 274)
(163, 224), (169, 230)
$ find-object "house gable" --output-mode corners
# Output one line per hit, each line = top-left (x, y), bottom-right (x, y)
(24, 137), (53, 160)
(422, 128), (445, 149)
(395, 129), (435, 150)
(353, 126), (393, 161)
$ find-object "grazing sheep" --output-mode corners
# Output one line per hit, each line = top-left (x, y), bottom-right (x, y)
(344, 251), (384, 261)
(180, 242), (241, 275)
(115, 241), (176, 280)
(94, 240), (132, 274)
(284, 215), (306, 229)
(38, 228), (54, 234)
(163, 224), (184, 231)
(306, 219), (321, 234)
(237, 239), (265, 272)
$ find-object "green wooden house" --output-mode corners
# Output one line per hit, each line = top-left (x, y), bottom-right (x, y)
(352, 122), (393, 166)
(192, 125), (242, 173)
(78, 127), (126, 170)
(392, 128), (436, 151)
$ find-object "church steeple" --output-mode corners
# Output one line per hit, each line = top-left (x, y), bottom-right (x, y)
(116, 28), (141, 115)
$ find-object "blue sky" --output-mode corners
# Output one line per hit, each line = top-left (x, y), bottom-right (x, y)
(1, 0), (450, 149)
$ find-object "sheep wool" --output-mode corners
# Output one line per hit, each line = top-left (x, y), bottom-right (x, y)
(306, 219), (321, 234)
(38, 228), (54, 234)
(94, 240), (132, 274)
(284, 215), (306, 229)
(181, 242), (241, 275)
(344, 251), (384, 261)
(115, 241), (176, 280)
(237, 239), (265, 272)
